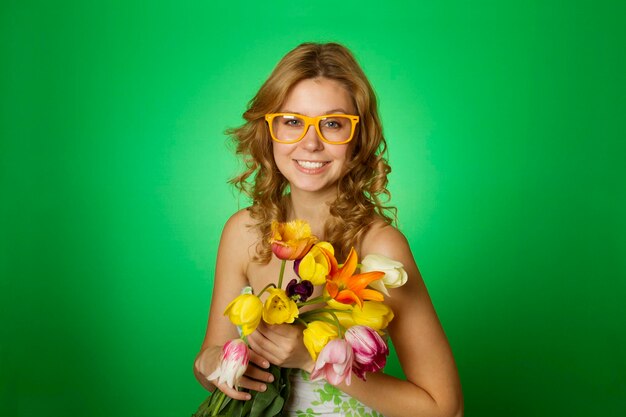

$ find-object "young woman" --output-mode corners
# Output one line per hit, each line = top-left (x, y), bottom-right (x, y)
(194, 42), (463, 417)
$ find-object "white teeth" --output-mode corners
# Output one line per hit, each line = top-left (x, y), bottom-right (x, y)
(296, 160), (325, 169)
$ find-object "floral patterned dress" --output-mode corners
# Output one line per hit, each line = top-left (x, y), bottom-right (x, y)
(283, 370), (385, 417)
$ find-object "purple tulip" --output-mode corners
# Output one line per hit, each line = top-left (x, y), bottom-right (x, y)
(344, 325), (389, 380)
(286, 278), (314, 302)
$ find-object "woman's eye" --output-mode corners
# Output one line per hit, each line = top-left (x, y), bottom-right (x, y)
(323, 120), (342, 129)
(283, 118), (303, 127)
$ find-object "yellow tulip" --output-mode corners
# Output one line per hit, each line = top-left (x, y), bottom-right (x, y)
(314, 306), (356, 332)
(333, 311), (356, 329)
(326, 298), (353, 311)
(262, 288), (299, 324)
(224, 293), (263, 336)
(303, 320), (339, 361)
(323, 295), (356, 327)
(297, 241), (335, 285)
(269, 220), (318, 260)
(351, 301), (394, 331)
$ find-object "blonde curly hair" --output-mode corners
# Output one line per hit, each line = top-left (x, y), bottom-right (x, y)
(227, 42), (396, 263)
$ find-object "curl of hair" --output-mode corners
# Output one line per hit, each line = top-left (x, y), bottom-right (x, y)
(227, 42), (396, 263)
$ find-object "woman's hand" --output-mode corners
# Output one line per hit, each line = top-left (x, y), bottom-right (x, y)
(194, 345), (275, 401)
(247, 322), (315, 372)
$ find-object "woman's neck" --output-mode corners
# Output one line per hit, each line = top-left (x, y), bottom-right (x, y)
(286, 187), (337, 238)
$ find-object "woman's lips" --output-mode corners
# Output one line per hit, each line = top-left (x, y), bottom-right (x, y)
(294, 159), (330, 173)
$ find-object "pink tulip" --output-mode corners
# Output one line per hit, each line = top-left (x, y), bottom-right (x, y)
(206, 339), (249, 389)
(310, 339), (354, 386)
(344, 325), (389, 380)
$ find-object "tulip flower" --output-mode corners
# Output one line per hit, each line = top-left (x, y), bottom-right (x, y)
(345, 325), (389, 380)
(223, 293), (263, 336)
(262, 288), (299, 324)
(326, 248), (385, 308)
(303, 320), (340, 361)
(310, 339), (354, 386)
(286, 278), (314, 302)
(294, 241), (335, 285)
(206, 339), (250, 389)
(269, 220), (318, 260)
(351, 301), (394, 331)
(333, 311), (356, 329)
(321, 299), (356, 328)
(360, 254), (408, 296)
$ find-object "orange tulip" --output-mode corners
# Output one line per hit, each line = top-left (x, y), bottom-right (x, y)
(269, 220), (318, 260)
(325, 247), (384, 308)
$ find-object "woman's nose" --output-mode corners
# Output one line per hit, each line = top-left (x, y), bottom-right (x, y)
(300, 125), (324, 151)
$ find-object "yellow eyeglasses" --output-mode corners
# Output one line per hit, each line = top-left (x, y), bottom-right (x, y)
(265, 113), (360, 145)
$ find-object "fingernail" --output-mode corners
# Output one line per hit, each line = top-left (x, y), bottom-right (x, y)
(267, 375), (274, 382)
(263, 361), (270, 368)
(260, 384), (267, 392)
(245, 394), (251, 400)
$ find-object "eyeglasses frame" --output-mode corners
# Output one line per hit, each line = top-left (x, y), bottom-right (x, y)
(265, 113), (360, 145)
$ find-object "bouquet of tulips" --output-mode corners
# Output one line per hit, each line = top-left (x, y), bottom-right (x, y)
(193, 220), (408, 417)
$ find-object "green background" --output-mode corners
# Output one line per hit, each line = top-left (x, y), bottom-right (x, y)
(2, 1), (625, 416)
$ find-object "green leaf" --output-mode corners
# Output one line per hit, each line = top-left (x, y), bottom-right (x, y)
(270, 365), (281, 382)
(223, 396), (245, 417)
(191, 391), (233, 417)
(240, 396), (254, 416)
(250, 384), (279, 417)
(279, 367), (292, 399)
(262, 393), (285, 417)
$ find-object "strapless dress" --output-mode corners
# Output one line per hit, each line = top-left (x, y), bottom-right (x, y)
(283, 370), (384, 417)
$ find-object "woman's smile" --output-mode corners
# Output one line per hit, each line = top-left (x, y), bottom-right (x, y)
(294, 159), (331, 173)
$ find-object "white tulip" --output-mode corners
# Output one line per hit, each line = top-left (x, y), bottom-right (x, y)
(360, 254), (408, 296)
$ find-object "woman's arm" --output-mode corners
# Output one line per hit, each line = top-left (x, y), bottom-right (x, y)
(193, 209), (274, 400)
(336, 223), (463, 417)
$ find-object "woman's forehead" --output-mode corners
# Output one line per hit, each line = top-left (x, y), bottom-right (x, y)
(280, 77), (355, 116)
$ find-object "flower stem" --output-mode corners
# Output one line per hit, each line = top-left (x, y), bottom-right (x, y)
(294, 317), (309, 327)
(277, 259), (286, 289)
(327, 311), (344, 337)
(257, 283), (277, 297)
(211, 391), (226, 416)
(296, 295), (329, 308)
(299, 308), (347, 318)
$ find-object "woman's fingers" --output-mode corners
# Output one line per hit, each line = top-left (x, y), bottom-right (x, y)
(213, 381), (252, 401)
(211, 373), (271, 399)
(248, 348), (271, 370)
(245, 363), (274, 383)
(248, 323), (308, 367)
(247, 329), (278, 359)
(263, 322), (303, 337)
(236, 375), (267, 393)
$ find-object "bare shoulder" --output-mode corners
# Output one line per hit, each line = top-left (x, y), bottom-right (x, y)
(359, 218), (425, 295)
(219, 208), (261, 271)
(221, 208), (259, 240)
(360, 218), (412, 260)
